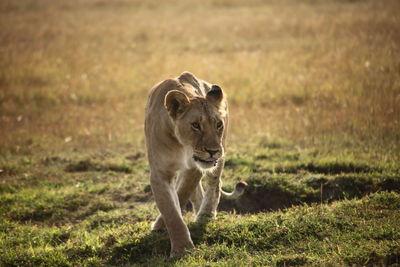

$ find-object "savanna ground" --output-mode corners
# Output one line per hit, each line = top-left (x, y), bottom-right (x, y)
(1, 0), (400, 266)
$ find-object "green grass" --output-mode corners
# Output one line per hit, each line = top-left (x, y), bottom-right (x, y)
(2, 188), (400, 266)
(1, 143), (399, 266)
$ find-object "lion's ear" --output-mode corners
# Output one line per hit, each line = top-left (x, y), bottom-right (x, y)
(164, 90), (190, 119)
(206, 85), (224, 107)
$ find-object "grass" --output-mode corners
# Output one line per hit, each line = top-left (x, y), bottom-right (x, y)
(1, 144), (399, 266)
(1, 0), (399, 265)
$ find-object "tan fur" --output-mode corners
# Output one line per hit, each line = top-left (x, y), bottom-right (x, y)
(144, 72), (230, 257)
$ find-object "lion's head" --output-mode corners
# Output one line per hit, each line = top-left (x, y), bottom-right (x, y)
(164, 85), (227, 170)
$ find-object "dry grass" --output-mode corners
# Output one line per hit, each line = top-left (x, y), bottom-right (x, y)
(0, 0), (399, 158)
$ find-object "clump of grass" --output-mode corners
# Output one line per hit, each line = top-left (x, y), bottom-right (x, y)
(0, 186), (116, 224)
(65, 159), (132, 173)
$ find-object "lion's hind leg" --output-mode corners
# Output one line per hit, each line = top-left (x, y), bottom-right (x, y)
(189, 183), (204, 216)
(175, 168), (203, 210)
(151, 213), (165, 231)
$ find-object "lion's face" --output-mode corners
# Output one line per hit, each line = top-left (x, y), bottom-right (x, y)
(165, 86), (227, 170)
(175, 99), (225, 169)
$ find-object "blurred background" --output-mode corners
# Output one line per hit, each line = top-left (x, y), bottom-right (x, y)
(0, 0), (399, 158)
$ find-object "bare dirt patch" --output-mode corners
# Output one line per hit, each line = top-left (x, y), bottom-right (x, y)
(219, 176), (400, 214)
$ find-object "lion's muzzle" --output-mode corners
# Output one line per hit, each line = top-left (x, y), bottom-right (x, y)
(193, 155), (219, 168)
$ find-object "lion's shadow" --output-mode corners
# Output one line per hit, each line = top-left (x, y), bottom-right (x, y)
(107, 221), (209, 265)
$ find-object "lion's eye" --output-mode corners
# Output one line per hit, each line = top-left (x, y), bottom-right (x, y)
(217, 121), (223, 129)
(191, 122), (201, 131)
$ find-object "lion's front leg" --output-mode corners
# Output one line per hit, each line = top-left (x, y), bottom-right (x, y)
(152, 167), (203, 230)
(195, 159), (224, 222)
(150, 170), (194, 257)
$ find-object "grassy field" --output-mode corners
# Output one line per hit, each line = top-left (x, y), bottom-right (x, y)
(1, 0), (400, 266)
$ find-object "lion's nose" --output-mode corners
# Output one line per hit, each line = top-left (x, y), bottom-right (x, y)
(205, 148), (219, 157)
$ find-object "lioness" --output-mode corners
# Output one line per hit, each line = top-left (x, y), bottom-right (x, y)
(144, 72), (246, 257)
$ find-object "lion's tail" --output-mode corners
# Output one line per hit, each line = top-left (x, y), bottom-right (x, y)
(220, 181), (247, 200)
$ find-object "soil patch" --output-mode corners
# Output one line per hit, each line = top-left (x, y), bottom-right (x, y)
(219, 176), (400, 213)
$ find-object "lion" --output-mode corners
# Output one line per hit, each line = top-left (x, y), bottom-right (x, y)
(144, 72), (246, 257)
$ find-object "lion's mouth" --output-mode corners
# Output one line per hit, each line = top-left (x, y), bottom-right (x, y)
(193, 155), (218, 166)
